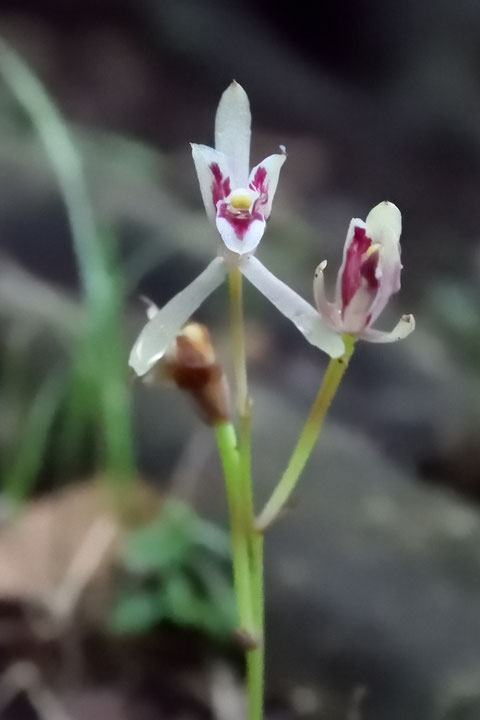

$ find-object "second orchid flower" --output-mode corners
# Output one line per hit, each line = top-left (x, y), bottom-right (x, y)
(312, 201), (415, 344)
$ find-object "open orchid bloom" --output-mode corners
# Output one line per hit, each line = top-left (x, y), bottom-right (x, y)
(191, 80), (286, 256)
(129, 81), (345, 377)
(313, 201), (415, 343)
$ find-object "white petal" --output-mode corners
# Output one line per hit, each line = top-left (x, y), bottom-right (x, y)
(365, 201), (402, 251)
(342, 283), (377, 334)
(215, 81), (251, 187)
(248, 151), (287, 219)
(191, 144), (231, 223)
(365, 201), (402, 324)
(360, 314), (415, 343)
(313, 261), (340, 328)
(129, 257), (227, 376)
(240, 256), (345, 358)
(216, 215), (266, 256)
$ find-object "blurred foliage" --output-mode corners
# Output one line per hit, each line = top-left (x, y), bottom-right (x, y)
(110, 500), (235, 640)
(427, 279), (480, 369)
(1, 361), (65, 503)
(0, 38), (135, 502)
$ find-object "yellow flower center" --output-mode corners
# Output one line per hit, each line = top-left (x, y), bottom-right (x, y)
(229, 188), (254, 210)
(363, 242), (381, 259)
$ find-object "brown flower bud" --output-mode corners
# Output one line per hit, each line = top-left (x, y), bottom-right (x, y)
(144, 323), (230, 425)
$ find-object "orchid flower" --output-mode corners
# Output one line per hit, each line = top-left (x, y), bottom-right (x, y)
(191, 80), (286, 257)
(312, 201), (415, 343)
(129, 81), (344, 377)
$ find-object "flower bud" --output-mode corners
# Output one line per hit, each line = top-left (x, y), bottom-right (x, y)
(144, 322), (230, 425)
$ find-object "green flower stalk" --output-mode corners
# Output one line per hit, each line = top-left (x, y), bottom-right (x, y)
(256, 335), (355, 532)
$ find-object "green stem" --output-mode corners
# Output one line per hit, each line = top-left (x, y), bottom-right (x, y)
(247, 532), (264, 720)
(241, 412), (264, 720)
(228, 268), (264, 720)
(228, 268), (254, 526)
(256, 335), (355, 532)
(215, 422), (255, 638)
(228, 268), (249, 417)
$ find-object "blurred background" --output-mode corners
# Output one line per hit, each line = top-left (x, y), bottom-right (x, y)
(0, 1), (479, 718)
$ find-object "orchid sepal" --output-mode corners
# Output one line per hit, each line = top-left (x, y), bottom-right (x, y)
(129, 257), (227, 377)
(215, 80), (251, 188)
(360, 314), (415, 343)
(240, 255), (345, 358)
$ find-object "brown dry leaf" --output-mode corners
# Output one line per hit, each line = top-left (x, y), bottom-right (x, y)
(0, 479), (161, 625)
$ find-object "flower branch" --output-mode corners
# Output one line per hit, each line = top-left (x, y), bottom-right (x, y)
(255, 335), (355, 533)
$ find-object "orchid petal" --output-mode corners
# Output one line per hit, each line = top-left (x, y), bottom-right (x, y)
(191, 144), (231, 223)
(334, 218), (365, 308)
(342, 282), (378, 334)
(215, 81), (251, 187)
(313, 260), (340, 328)
(365, 201), (403, 324)
(360, 314), (415, 343)
(240, 256), (345, 358)
(216, 215), (266, 256)
(129, 257), (227, 376)
(248, 151), (287, 220)
(365, 200), (402, 254)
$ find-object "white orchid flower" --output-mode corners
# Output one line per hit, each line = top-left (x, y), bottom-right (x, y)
(313, 201), (415, 343)
(191, 80), (286, 256)
(130, 81), (344, 377)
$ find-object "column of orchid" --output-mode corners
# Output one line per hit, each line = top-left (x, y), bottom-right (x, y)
(129, 82), (414, 720)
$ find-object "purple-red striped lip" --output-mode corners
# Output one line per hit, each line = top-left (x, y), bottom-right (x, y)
(341, 225), (379, 311)
(210, 162), (231, 207)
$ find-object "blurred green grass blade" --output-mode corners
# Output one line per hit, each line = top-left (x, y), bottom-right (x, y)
(0, 37), (135, 486)
(0, 37), (105, 308)
(2, 369), (66, 503)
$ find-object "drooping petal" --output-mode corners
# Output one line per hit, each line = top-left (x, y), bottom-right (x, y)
(129, 257), (228, 377)
(191, 144), (232, 223)
(248, 151), (287, 220)
(215, 81), (251, 187)
(365, 201), (403, 325)
(360, 314), (415, 343)
(216, 214), (266, 255)
(240, 256), (345, 358)
(313, 260), (341, 329)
